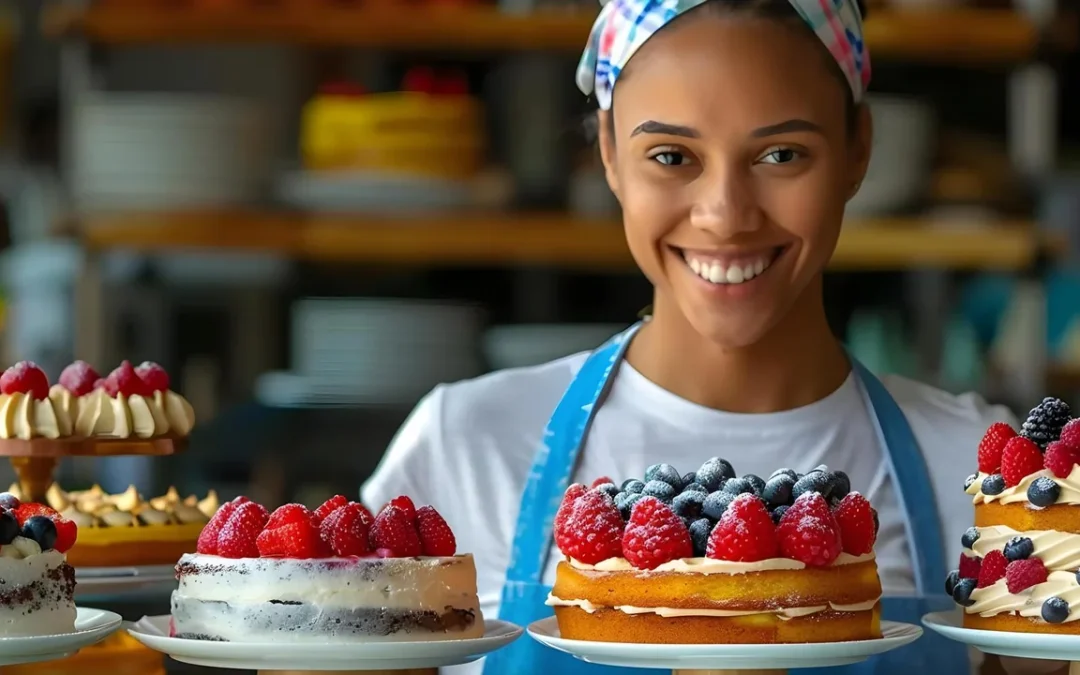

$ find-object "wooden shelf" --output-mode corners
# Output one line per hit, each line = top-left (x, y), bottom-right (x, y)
(42, 6), (1074, 60)
(77, 211), (1053, 271)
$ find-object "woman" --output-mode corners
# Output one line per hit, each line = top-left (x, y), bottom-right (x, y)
(363, 0), (1018, 672)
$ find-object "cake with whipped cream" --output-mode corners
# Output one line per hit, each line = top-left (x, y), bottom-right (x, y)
(0, 492), (78, 636)
(949, 397), (1080, 633)
(549, 460), (882, 644)
(171, 494), (484, 642)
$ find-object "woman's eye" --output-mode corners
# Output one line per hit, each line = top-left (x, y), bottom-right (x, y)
(651, 151), (688, 166)
(760, 148), (799, 164)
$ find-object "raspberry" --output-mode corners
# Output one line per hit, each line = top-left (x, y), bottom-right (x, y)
(217, 501), (269, 558)
(977, 550), (1008, 588)
(833, 492), (876, 556)
(556, 490), (624, 564)
(385, 496), (417, 523)
(415, 505), (456, 557)
(621, 496), (692, 570)
(135, 361), (170, 393)
(554, 484), (589, 537)
(58, 361), (100, 397)
(258, 504), (326, 558)
(0, 362), (49, 400)
(1001, 437), (1044, 487)
(12, 503), (77, 552)
(103, 360), (151, 398)
(591, 476), (615, 488)
(706, 493), (778, 562)
(319, 503), (373, 557)
(1060, 419), (1080, 449)
(1044, 441), (1080, 479)
(977, 422), (1016, 474)
(369, 505), (422, 557)
(959, 553), (982, 580)
(1006, 557), (1048, 594)
(776, 492), (842, 567)
(196, 497), (250, 555)
(314, 495), (350, 523)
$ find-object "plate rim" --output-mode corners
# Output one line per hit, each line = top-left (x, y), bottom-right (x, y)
(923, 610), (1080, 647)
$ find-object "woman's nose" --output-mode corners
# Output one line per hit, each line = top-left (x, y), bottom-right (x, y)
(687, 166), (762, 237)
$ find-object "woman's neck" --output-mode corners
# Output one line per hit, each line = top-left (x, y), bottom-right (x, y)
(625, 277), (850, 414)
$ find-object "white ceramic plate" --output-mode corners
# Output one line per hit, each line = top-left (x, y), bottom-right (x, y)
(128, 616), (523, 670)
(527, 617), (922, 670)
(0, 607), (122, 665)
(75, 565), (177, 598)
(923, 610), (1080, 661)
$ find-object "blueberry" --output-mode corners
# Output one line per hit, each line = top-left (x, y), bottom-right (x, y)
(771, 504), (789, 525)
(644, 464), (662, 483)
(960, 527), (980, 549)
(945, 570), (959, 597)
(0, 511), (17, 546)
(1042, 597), (1070, 624)
(673, 491), (706, 519)
(689, 518), (712, 557)
(696, 458), (736, 492)
(0, 493), (19, 511)
(642, 480), (677, 503)
(830, 471), (851, 499)
(769, 468), (798, 482)
(722, 478), (755, 497)
(964, 473), (978, 491)
(594, 482), (620, 499)
(616, 492), (645, 520)
(682, 482), (708, 494)
(682, 472), (698, 488)
(702, 491), (735, 521)
(1004, 536), (1034, 561)
(762, 474), (795, 508)
(1027, 476), (1060, 508)
(952, 577), (977, 607)
(743, 474), (766, 496)
(622, 479), (645, 494)
(981, 474), (1006, 496)
(811, 464), (829, 474)
(648, 464), (683, 490)
(21, 516), (57, 551)
(792, 472), (833, 500)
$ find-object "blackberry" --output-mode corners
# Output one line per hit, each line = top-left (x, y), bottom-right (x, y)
(622, 479), (645, 494)
(952, 577), (977, 607)
(702, 491), (735, 521)
(673, 491), (706, 519)
(1027, 476), (1061, 507)
(830, 471), (851, 499)
(762, 474), (795, 508)
(594, 482), (620, 499)
(1021, 397), (1072, 449)
(682, 482), (708, 494)
(771, 504), (789, 525)
(696, 458), (736, 491)
(646, 464), (683, 490)
(722, 478), (755, 497)
(0, 512), (17, 546)
(964, 473), (978, 491)
(642, 480), (677, 503)
(944, 570), (959, 596)
(1042, 597), (1070, 624)
(792, 472), (833, 500)
(769, 468), (798, 482)
(743, 474), (766, 496)
(616, 492), (645, 520)
(682, 472), (698, 488)
(960, 527), (980, 550)
(1004, 536), (1034, 561)
(689, 518), (712, 557)
(981, 474), (1006, 496)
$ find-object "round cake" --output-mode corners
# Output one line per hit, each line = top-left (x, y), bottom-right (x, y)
(549, 459), (882, 644)
(171, 494), (484, 643)
(948, 397), (1080, 633)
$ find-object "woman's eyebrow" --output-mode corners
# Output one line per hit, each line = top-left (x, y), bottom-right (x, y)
(630, 120), (700, 138)
(751, 119), (823, 137)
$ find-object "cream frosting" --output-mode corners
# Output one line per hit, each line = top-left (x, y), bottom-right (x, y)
(48, 385), (79, 421)
(0, 391), (72, 439)
(546, 594), (880, 619)
(967, 571), (1080, 623)
(567, 552), (874, 575)
(966, 468), (1080, 507)
(967, 526), (1080, 572)
(73, 389), (193, 438)
(0, 537), (76, 636)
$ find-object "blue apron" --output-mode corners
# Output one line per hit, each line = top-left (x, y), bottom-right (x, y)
(482, 322), (963, 675)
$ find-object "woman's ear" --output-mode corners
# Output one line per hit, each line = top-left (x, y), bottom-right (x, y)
(597, 109), (620, 198)
(848, 103), (873, 199)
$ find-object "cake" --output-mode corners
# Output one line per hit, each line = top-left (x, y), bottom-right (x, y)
(949, 396), (1080, 633)
(171, 494), (484, 643)
(0, 360), (194, 441)
(4, 482), (215, 567)
(0, 492), (79, 636)
(548, 459), (882, 644)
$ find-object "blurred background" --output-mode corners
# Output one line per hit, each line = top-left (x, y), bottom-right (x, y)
(0, 0), (1075, 671)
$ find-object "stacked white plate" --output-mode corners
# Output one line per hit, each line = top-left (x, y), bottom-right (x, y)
(71, 94), (271, 212)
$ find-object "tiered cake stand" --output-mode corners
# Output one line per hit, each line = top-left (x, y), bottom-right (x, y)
(924, 611), (1080, 674)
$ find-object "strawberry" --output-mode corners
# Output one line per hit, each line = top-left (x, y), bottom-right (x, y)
(258, 503), (326, 558)
(135, 361), (170, 393)
(1001, 437), (1044, 487)
(777, 493), (842, 567)
(977, 550), (1008, 588)
(621, 496), (692, 570)
(196, 497), (250, 555)
(58, 361), (100, 397)
(415, 505), (456, 557)
(0, 362), (49, 400)
(314, 495), (349, 523)
(1060, 419), (1080, 449)
(706, 493), (778, 562)
(959, 553), (982, 580)
(556, 490), (624, 564)
(369, 505), (422, 557)
(833, 492), (876, 556)
(1005, 557), (1048, 594)
(591, 476), (615, 488)
(319, 502), (373, 557)
(977, 422), (1016, 474)
(384, 496), (417, 523)
(13, 503), (77, 552)
(103, 360), (151, 398)
(217, 501), (268, 558)
(1044, 441), (1080, 479)
(554, 484), (589, 540)
(13, 502), (59, 525)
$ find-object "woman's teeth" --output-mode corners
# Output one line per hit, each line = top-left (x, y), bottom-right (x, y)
(685, 254), (771, 285)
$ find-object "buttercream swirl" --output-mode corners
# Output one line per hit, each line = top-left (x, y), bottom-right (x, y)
(0, 392), (72, 440)
(567, 552), (873, 575)
(967, 571), (1080, 623)
(966, 468), (1080, 506)
(967, 526), (1080, 572)
(546, 594), (880, 618)
(73, 389), (194, 439)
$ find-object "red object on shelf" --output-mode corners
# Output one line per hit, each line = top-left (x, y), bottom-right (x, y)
(318, 81), (367, 97)
(401, 66), (438, 94)
(434, 71), (469, 96)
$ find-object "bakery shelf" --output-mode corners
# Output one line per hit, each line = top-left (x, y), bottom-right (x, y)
(77, 211), (1055, 272)
(42, 5), (1074, 61)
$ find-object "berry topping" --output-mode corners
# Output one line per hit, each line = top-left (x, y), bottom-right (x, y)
(641, 480), (677, 503)
(103, 360), (151, 398)
(555, 490), (623, 564)
(1043, 597), (1070, 624)
(702, 491), (734, 521)
(959, 553), (982, 580)
(792, 471), (833, 501)
(319, 502), (373, 557)
(961, 527), (980, 549)
(1027, 476), (1060, 508)
(964, 474), (978, 491)
(314, 495), (350, 523)
(415, 505), (457, 556)
(682, 482), (708, 494)
(706, 493), (779, 562)
(771, 504), (789, 525)
(644, 463), (683, 489)
(1001, 437), (1043, 487)
(722, 477), (755, 497)
(1005, 557), (1048, 594)
(743, 474), (766, 496)
(1044, 441), (1080, 479)
(12, 502), (59, 525)
(953, 577), (977, 607)
(696, 458), (735, 491)
(591, 476), (615, 489)
(58, 361), (100, 397)
(977, 422), (1017, 474)
(0, 512), (17, 545)
(385, 495), (417, 522)
(614, 491), (645, 520)
(51, 515), (77, 553)
(257, 503), (328, 559)
(681, 472), (698, 488)
(830, 471), (852, 499)
(1060, 419), (1080, 449)
(21, 516), (57, 551)
(197, 497), (250, 555)
(0, 492), (20, 510)
(977, 550), (1008, 588)
(554, 484), (589, 536)
(776, 492), (842, 567)
(945, 570), (959, 596)
(369, 505), (423, 558)
(833, 492), (876, 556)
(770, 468), (799, 482)
(134, 361), (170, 393)
(688, 518), (712, 557)
(594, 483), (620, 499)
(621, 479), (645, 494)
(0, 362), (49, 400)
(217, 501), (270, 559)
(672, 490), (705, 519)
(981, 474), (1006, 496)
(621, 496), (692, 570)
(1021, 397), (1071, 449)
(1004, 536), (1034, 562)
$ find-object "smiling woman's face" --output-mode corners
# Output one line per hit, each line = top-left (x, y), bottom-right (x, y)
(599, 11), (871, 349)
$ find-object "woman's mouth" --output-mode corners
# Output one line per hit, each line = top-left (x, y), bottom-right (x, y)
(677, 247), (784, 286)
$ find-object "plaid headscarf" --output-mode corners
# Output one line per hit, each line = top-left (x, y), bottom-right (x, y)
(576, 0), (871, 110)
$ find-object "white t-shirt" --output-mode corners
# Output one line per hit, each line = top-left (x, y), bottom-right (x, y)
(361, 353), (1017, 665)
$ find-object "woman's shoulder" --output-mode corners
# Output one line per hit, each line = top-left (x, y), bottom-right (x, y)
(879, 374), (1019, 431)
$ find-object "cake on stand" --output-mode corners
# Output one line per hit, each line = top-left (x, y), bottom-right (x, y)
(924, 611), (1080, 675)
